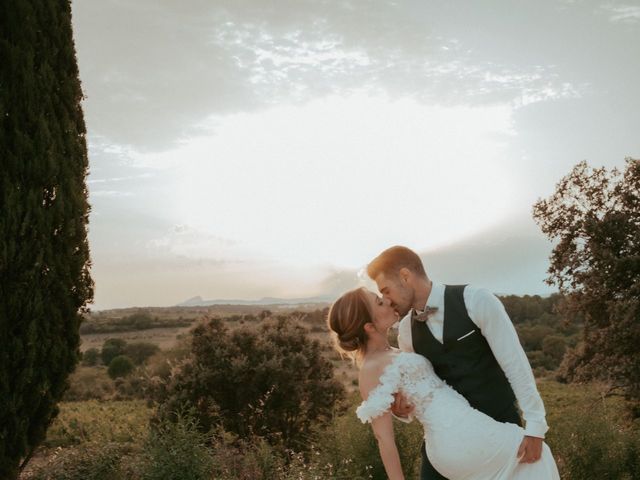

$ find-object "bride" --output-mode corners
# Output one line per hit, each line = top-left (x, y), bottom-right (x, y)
(327, 287), (560, 480)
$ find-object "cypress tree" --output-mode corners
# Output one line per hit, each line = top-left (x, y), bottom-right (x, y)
(0, 1), (94, 478)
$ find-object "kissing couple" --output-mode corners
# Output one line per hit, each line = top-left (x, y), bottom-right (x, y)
(327, 246), (560, 480)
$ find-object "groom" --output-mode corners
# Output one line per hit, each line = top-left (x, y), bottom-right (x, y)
(367, 246), (548, 480)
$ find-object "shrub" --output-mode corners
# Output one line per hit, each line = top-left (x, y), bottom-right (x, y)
(81, 348), (100, 367)
(127, 311), (155, 330)
(541, 335), (567, 364)
(43, 400), (151, 449)
(62, 367), (115, 402)
(517, 325), (556, 351)
(153, 317), (344, 451)
(101, 338), (127, 366)
(107, 356), (134, 379)
(549, 408), (639, 479)
(124, 342), (161, 365)
(310, 394), (424, 479)
(28, 442), (124, 480)
(140, 410), (214, 480)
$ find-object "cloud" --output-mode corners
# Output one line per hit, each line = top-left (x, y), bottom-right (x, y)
(601, 4), (640, 23)
(145, 224), (243, 263)
(87, 173), (154, 184)
(72, 0), (594, 152)
(90, 190), (134, 197)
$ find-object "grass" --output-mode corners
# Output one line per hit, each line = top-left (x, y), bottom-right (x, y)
(44, 400), (152, 448)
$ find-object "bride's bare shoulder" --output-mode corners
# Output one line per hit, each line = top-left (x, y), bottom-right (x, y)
(358, 351), (397, 400)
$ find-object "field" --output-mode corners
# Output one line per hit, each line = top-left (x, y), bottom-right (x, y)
(80, 325), (195, 352)
(22, 380), (638, 479)
(19, 304), (640, 479)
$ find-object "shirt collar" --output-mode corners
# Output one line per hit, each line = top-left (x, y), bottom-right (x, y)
(419, 282), (444, 312)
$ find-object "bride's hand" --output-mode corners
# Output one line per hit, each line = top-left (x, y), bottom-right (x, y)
(517, 435), (543, 463)
(391, 392), (414, 418)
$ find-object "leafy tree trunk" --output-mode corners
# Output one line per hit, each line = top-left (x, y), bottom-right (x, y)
(0, 1), (93, 478)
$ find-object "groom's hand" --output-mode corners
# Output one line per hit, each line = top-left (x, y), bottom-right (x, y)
(390, 392), (414, 419)
(517, 436), (543, 463)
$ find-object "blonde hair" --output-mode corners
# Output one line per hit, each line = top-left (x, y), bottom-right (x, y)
(367, 245), (427, 279)
(326, 287), (372, 363)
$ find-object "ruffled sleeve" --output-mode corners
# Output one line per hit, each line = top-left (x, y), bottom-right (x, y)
(355, 358), (401, 424)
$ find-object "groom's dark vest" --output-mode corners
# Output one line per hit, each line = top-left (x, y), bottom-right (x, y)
(411, 284), (520, 424)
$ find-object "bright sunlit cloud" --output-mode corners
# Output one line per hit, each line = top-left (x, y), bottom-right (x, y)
(131, 93), (517, 269)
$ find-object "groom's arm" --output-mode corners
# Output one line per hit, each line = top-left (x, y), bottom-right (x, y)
(391, 316), (416, 423)
(396, 314), (414, 353)
(465, 286), (549, 439)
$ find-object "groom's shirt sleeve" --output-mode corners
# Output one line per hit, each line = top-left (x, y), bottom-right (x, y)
(392, 315), (415, 424)
(465, 286), (549, 439)
(397, 315), (414, 353)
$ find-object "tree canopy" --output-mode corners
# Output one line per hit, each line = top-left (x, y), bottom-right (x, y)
(533, 159), (640, 401)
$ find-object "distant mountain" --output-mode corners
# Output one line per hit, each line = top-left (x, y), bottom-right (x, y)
(177, 294), (335, 307)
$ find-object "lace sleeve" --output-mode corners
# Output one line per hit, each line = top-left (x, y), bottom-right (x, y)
(355, 360), (400, 424)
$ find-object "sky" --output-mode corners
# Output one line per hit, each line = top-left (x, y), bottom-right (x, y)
(70, 0), (640, 310)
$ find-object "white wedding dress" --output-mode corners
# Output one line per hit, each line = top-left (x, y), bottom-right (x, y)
(356, 352), (560, 480)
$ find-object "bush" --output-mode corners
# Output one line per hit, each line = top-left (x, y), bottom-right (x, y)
(107, 356), (134, 379)
(62, 367), (115, 401)
(517, 325), (556, 351)
(309, 393), (424, 479)
(42, 400), (151, 449)
(28, 442), (124, 480)
(101, 338), (127, 366)
(81, 348), (100, 367)
(549, 409), (639, 479)
(542, 335), (567, 364)
(124, 342), (161, 365)
(140, 410), (214, 480)
(526, 350), (557, 371)
(153, 317), (344, 451)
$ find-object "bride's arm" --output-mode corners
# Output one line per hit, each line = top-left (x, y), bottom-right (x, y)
(371, 412), (405, 480)
(359, 358), (405, 480)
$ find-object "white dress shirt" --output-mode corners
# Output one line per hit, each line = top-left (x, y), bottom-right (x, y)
(397, 282), (549, 438)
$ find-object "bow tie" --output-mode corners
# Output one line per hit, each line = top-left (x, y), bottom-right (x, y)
(412, 306), (439, 323)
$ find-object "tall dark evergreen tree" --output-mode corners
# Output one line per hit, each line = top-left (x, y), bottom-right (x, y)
(0, 1), (94, 478)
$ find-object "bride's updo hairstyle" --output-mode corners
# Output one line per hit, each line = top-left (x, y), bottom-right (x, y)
(327, 287), (372, 363)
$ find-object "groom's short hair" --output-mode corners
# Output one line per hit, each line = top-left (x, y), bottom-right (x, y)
(367, 245), (427, 279)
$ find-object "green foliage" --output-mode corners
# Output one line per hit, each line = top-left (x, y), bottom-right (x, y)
(81, 348), (100, 367)
(141, 410), (215, 480)
(101, 338), (127, 366)
(107, 355), (135, 379)
(541, 335), (567, 364)
(62, 367), (115, 402)
(541, 379), (640, 479)
(153, 317), (345, 451)
(23, 380), (640, 480)
(533, 159), (640, 401)
(525, 350), (557, 372)
(124, 342), (161, 365)
(0, 1), (94, 477)
(80, 312), (192, 334)
(43, 400), (151, 449)
(310, 396), (423, 479)
(517, 324), (557, 351)
(28, 443), (124, 480)
(499, 294), (557, 324)
(553, 413), (639, 479)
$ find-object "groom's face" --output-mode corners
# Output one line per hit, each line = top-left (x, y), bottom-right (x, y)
(373, 271), (414, 318)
